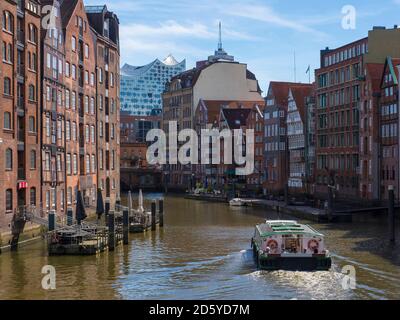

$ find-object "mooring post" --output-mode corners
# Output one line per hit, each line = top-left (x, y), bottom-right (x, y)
(159, 199), (164, 228)
(105, 198), (110, 226)
(122, 208), (129, 245)
(151, 201), (156, 231)
(108, 210), (115, 251)
(388, 185), (395, 243)
(67, 207), (73, 226)
(48, 210), (55, 232)
(284, 183), (289, 205)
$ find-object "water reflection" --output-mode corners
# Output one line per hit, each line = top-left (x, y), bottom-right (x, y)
(0, 195), (399, 300)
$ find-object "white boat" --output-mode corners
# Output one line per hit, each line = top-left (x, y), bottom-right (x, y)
(229, 198), (247, 207)
(251, 220), (332, 271)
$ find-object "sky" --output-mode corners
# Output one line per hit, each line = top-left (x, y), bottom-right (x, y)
(85, 0), (400, 94)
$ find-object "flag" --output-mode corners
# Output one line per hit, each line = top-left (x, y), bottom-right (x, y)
(306, 65), (310, 74)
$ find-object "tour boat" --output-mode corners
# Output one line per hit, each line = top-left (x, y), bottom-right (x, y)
(251, 220), (332, 271)
(229, 198), (247, 207)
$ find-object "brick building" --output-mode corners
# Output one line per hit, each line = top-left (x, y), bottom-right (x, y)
(359, 63), (384, 200)
(287, 85), (313, 194)
(315, 26), (400, 200)
(379, 57), (400, 200)
(263, 82), (312, 196)
(86, 4), (121, 205)
(41, 0), (66, 213)
(0, 0), (120, 234)
(120, 113), (160, 144)
(0, 0), (42, 231)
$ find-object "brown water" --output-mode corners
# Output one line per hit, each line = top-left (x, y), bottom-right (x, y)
(0, 194), (399, 300)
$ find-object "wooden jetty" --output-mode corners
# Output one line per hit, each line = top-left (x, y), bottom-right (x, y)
(48, 224), (108, 256)
(127, 190), (164, 234)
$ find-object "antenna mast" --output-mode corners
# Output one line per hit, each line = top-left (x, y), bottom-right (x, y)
(218, 22), (222, 50)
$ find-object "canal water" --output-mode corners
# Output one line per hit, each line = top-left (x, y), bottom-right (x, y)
(0, 195), (399, 300)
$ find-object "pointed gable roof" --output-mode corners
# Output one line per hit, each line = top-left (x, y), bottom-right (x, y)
(268, 82), (313, 111)
(60, 0), (79, 29)
(381, 57), (400, 88)
(290, 85), (313, 123)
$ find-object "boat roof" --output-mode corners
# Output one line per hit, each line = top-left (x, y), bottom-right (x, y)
(256, 220), (324, 237)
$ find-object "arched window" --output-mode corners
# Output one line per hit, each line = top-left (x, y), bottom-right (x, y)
(30, 150), (36, 169)
(5, 148), (12, 170)
(3, 77), (11, 95)
(28, 24), (37, 43)
(4, 112), (11, 129)
(7, 43), (13, 62)
(2, 11), (14, 33)
(6, 189), (13, 211)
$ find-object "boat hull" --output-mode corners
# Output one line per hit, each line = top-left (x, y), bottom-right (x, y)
(252, 240), (331, 271)
(257, 254), (332, 271)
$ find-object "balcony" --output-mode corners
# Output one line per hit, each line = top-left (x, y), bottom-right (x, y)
(16, 97), (25, 116)
(17, 129), (25, 151)
(17, 65), (25, 83)
(17, 0), (25, 17)
(17, 31), (25, 48)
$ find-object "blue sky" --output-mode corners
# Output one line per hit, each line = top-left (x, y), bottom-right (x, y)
(85, 0), (400, 94)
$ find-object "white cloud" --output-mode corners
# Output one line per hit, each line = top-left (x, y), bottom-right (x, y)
(224, 4), (328, 38)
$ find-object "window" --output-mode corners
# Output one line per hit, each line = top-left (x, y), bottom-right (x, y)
(73, 154), (77, 175)
(5, 148), (13, 170)
(4, 77), (11, 95)
(86, 154), (90, 174)
(66, 121), (70, 140)
(91, 125), (95, 143)
(90, 97), (95, 114)
(44, 152), (50, 171)
(28, 24), (37, 43)
(47, 53), (51, 68)
(30, 188), (36, 206)
(67, 187), (72, 205)
(71, 91), (76, 109)
(65, 89), (70, 108)
(72, 122), (77, 141)
(110, 72), (114, 87)
(4, 112), (11, 129)
(66, 153), (71, 175)
(90, 73), (95, 86)
(6, 189), (13, 212)
(98, 68), (103, 83)
(3, 11), (14, 33)
(30, 150), (36, 169)
(72, 64), (76, 80)
(28, 84), (35, 101)
(58, 59), (63, 74)
(65, 62), (70, 77)
(71, 36), (76, 51)
(91, 155), (96, 173)
(84, 44), (89, 58)
(29, 116), (35, 132)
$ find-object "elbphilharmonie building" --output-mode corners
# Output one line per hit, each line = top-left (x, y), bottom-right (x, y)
(120, 55), (186, 116)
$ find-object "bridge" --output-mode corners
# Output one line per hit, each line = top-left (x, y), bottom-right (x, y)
(120, 167), (163, 191)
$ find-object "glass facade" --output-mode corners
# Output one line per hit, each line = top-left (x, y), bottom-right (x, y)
(120, 55), (186, 116)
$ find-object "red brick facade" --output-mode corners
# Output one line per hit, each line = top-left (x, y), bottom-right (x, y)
(0, 0), (41, 231)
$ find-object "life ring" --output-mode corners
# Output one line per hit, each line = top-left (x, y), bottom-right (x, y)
(51, 233), (60, 244)
(266, 239), (278, 251)
(308, 239), (319, 251)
